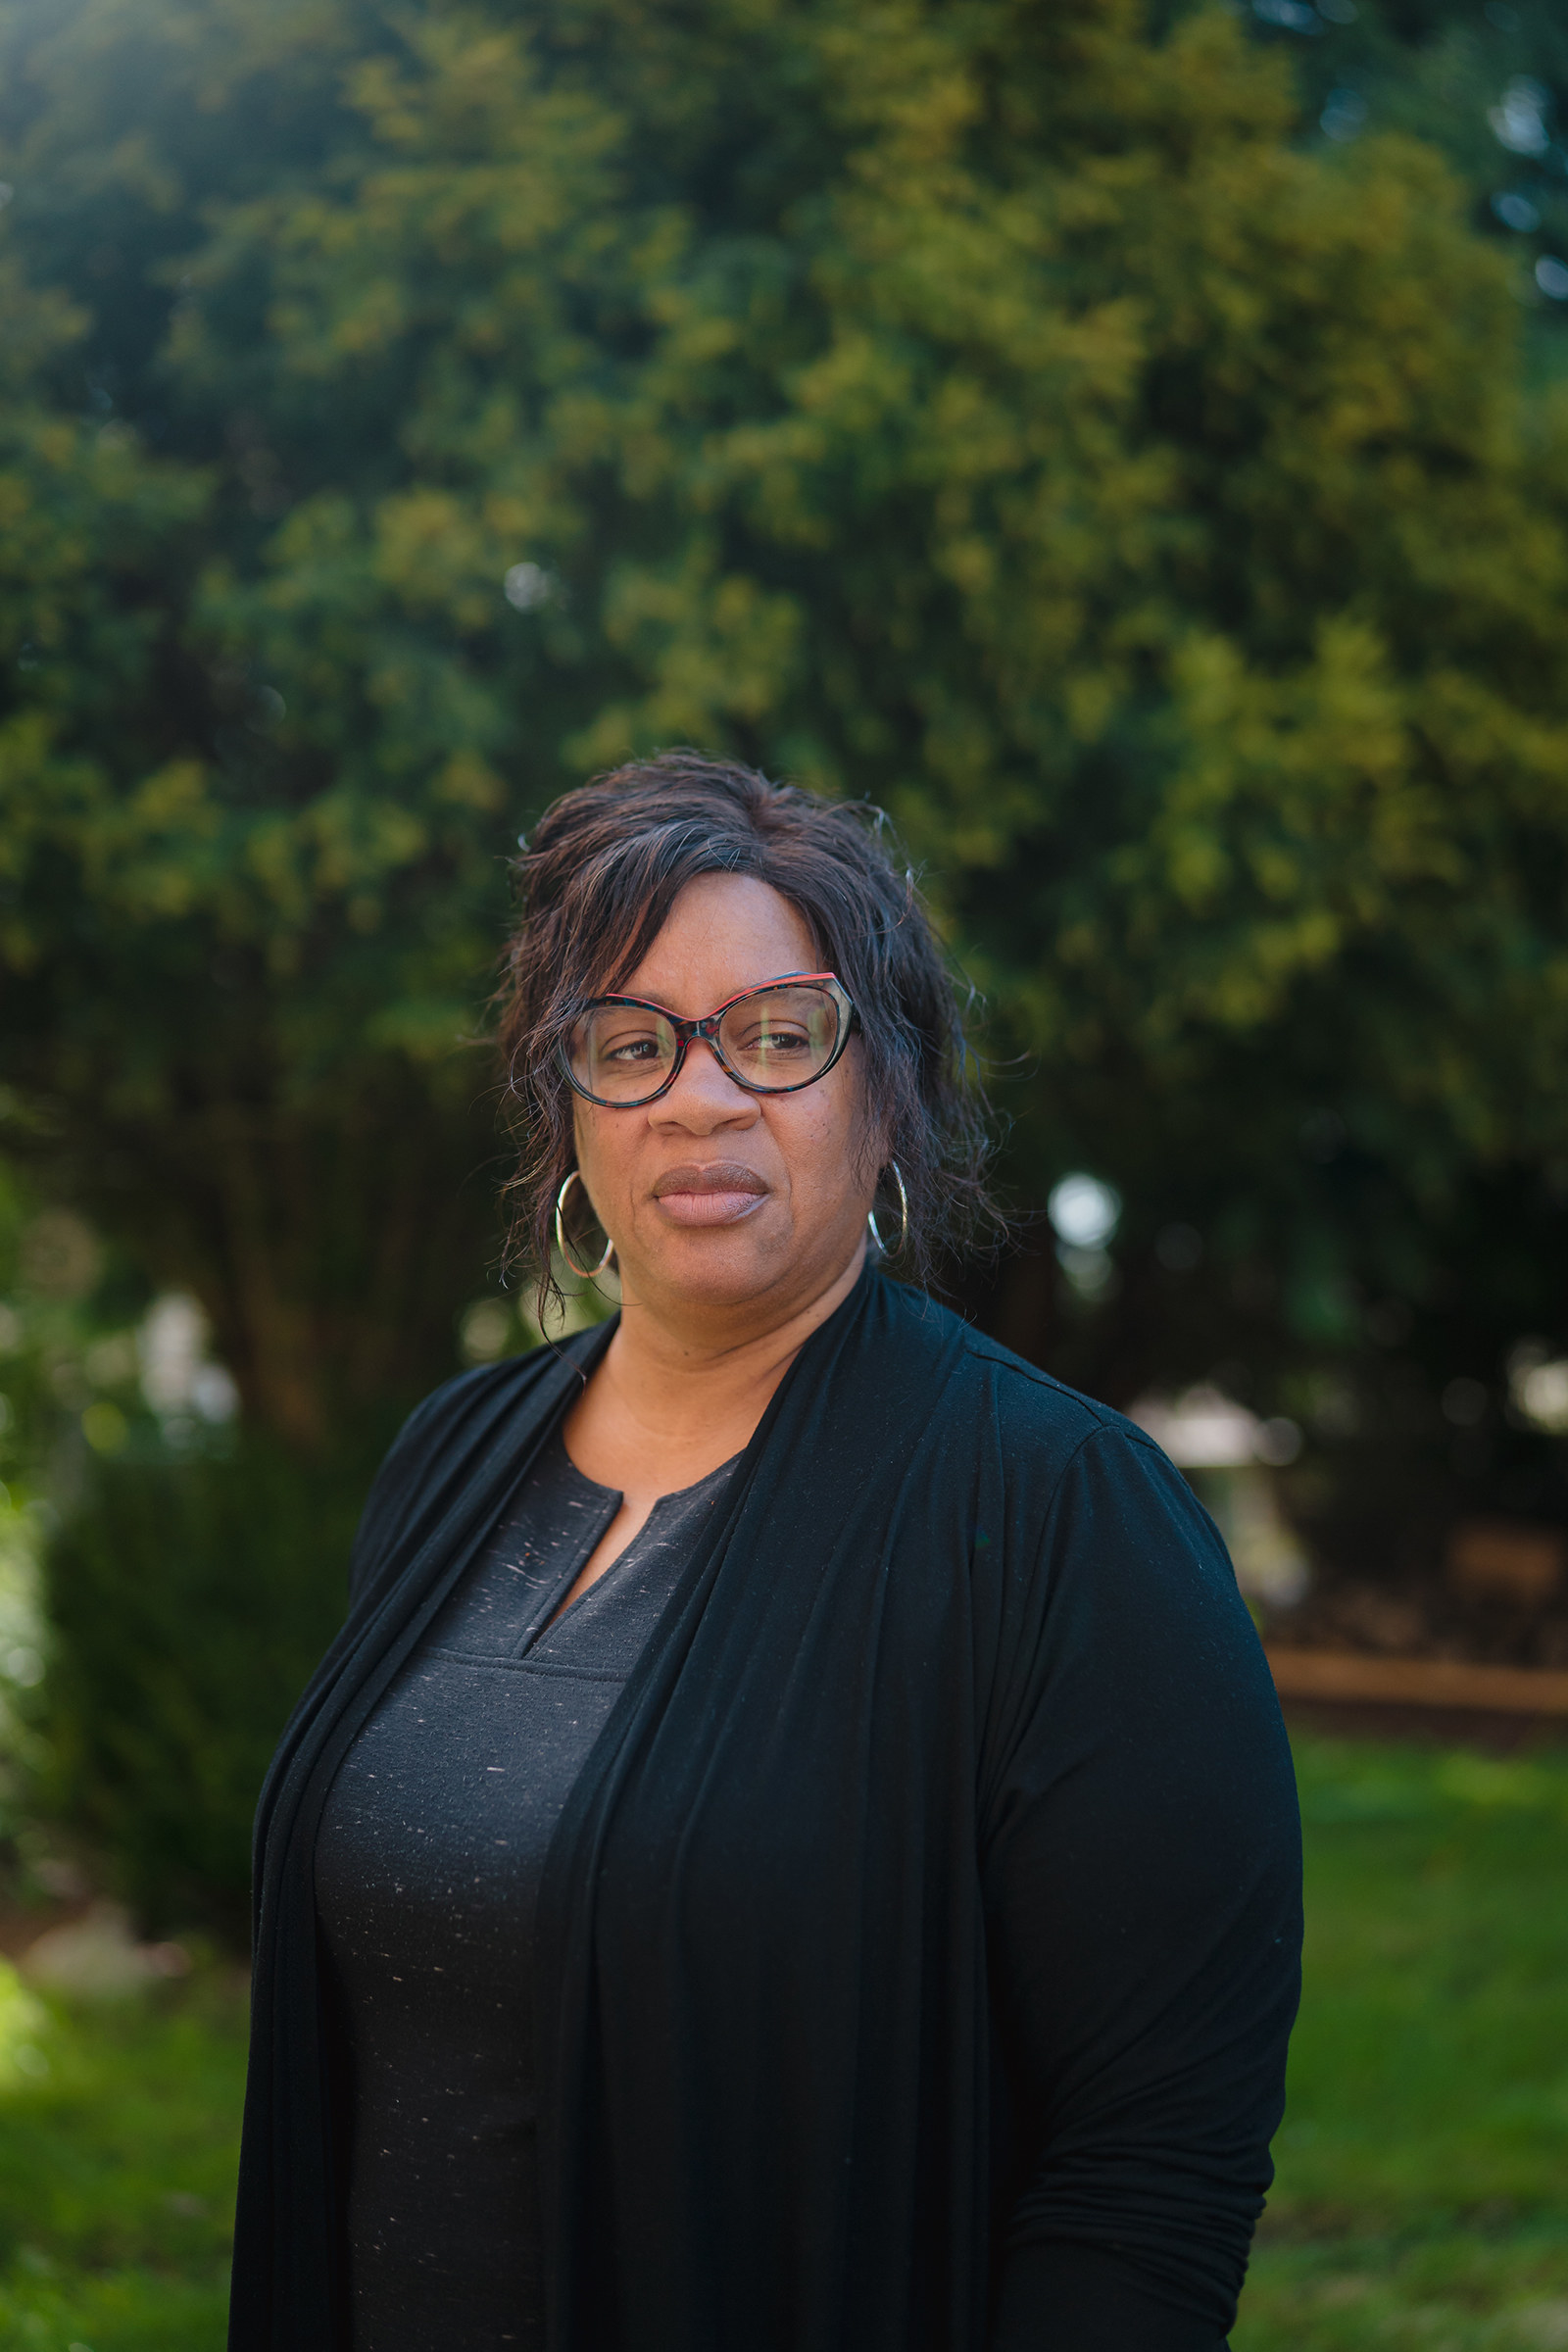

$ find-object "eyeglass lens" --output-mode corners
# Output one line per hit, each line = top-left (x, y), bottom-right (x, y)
(568, 982), (844, 1103)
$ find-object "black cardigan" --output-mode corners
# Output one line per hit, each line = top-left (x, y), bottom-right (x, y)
(229, 1268), (1301, 2352)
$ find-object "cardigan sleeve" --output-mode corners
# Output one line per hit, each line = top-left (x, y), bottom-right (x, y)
(981, 1425), (1301, 2350)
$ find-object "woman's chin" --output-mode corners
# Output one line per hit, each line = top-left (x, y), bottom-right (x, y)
(628, 1217), (795, 1303)
(623, 1215), (867, 1318)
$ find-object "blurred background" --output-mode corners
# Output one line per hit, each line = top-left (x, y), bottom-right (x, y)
(1, 0), (1567, 2342)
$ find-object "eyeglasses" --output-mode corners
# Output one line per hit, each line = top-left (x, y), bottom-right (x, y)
(560, 972), (857, 1108)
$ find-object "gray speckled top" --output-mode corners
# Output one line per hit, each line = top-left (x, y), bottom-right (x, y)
(314, 1429), (738, 2352)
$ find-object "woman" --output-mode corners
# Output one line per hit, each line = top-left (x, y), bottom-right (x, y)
(231, 753), (1300, 2352)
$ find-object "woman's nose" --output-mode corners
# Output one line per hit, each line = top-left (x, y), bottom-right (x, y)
(652, 1039), (759, 1128)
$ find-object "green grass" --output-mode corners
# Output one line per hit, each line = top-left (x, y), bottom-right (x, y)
(0, 1962), (245, 2351)
(1238, 1736), (1568, 2349)
(0, 1734), (1565, 2347)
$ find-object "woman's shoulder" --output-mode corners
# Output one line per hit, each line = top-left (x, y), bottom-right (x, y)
(346, 1324), (613, 1613)
(961, 1325), (1163, 1465)
(880, 1281), (1169, 1486)
(370, 1324), (611, 1497)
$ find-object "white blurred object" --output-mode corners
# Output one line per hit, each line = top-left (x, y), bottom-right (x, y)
(1133, 1386), (1257, 1467)
(21, 1900), (189, 1999)
(190, 1362), (240, 1421)
(1048, 1174), (1122, 1303)
(1130, 1385), (1300, 1469)
(1490, 77), (1550, 157)
(1130, 1387), (1309, 1605)
(138, 1295), (205, 1412)
(1048, 1173), (1121, 1250)
(138, 1295), (238, 1422)
(503, 561), (554, 611)
(1207, 1466), (1312, 1607)
(0, 1487), (47, 1722)
(1509, 1342), (1568, 1436)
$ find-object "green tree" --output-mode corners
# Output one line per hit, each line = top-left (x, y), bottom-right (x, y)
(1237, 0), (1568, 384)
(1, 0), (1566, 1457)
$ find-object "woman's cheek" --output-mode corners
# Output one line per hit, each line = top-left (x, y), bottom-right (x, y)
(572, 1111), (623, 1233)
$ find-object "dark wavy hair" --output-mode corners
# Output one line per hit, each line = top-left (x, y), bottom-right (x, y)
(497, 751), (999, 1316)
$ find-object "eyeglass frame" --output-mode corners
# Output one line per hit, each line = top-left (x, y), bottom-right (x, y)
(557, 971), (859, 1108)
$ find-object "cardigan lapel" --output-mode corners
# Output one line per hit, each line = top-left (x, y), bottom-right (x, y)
(533, 1272), (979, 2352)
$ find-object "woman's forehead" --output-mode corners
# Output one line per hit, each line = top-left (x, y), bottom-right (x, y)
(615, 874), (819, 1012)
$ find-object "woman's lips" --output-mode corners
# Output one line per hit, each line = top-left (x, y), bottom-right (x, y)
(652, 1162), (769, 1227)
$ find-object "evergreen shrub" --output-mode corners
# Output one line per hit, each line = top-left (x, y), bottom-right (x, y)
(41, 1438), (370, 1936)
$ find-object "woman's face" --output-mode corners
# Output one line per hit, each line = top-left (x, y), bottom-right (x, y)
(570, 872), (877, 1322)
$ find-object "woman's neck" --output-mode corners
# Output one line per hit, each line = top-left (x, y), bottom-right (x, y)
(564, 1240), (866, 1497)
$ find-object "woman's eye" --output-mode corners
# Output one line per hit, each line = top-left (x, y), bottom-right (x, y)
(592, 1026), (663, 1065)
(733, 1023), (809, 1054)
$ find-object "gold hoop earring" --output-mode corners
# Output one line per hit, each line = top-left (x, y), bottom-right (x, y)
(866, 1161), (909, 1257)
(555, 1170), (614, 1280)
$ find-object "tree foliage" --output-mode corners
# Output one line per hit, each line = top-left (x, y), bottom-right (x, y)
(1, 0), (1567, 1467)
(1247, 0), (1568, 382)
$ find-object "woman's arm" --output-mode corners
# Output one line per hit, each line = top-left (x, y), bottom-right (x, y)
(982, 1425), (1302, 2349)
